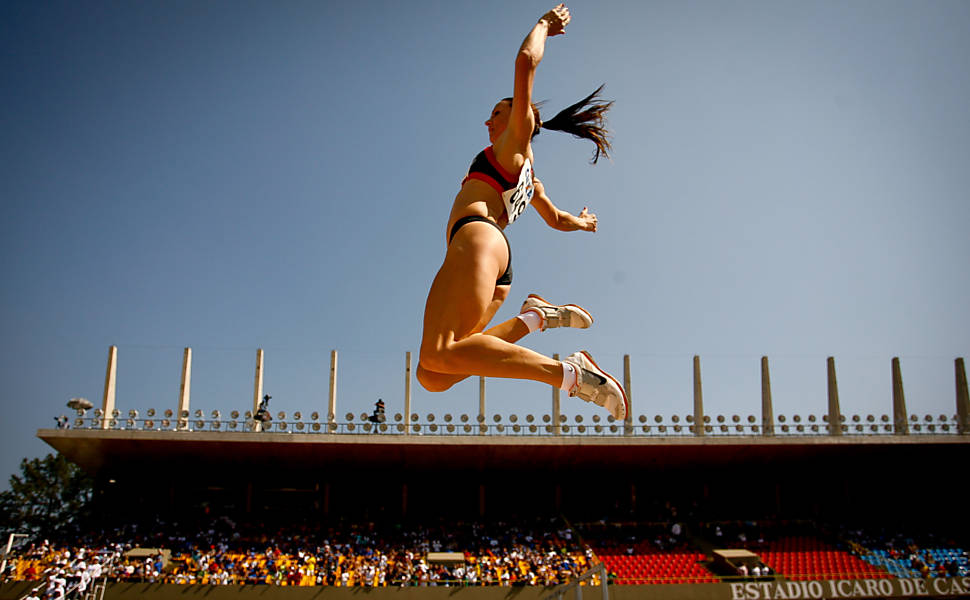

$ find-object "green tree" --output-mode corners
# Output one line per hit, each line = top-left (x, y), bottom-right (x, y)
(0, 453), (93, 539)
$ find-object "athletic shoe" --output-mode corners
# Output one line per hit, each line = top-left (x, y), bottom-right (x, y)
(520, 294), (593, 331)
(563, 351), (628, 421)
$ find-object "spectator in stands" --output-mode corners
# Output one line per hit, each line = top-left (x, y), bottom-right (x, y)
(945, 558), (960, 577)
(46, 570), (66, 600)
(29, 513), (969, 590)
(86, 556), (102, 582)
(76, 562), (91, 596)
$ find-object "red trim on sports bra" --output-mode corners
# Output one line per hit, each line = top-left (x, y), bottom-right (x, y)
(462, 172), (506, 195)
(484, 146), (517, 183)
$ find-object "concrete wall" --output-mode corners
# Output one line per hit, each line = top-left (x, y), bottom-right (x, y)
(7, 580), (967, 600)
(0, 582), (698, 600)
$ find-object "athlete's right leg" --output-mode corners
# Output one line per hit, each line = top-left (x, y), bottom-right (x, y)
(417, 221), (563, 391)
(417, 289), (530, 392)
(418, 290), (597, 391)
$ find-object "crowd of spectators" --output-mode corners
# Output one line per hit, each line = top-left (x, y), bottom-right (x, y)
(6, 543), (109, 599)
(4, 513), (968, 595)
(902, 550), (965, 578)
(4, 517), (600, 591)
(734, 561), (773, 578)
(842, 526), (969, 578)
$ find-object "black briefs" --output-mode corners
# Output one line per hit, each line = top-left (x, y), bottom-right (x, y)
(448, 215), (513, 286)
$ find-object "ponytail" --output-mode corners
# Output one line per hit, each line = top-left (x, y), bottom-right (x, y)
(540, 84), (613, 164)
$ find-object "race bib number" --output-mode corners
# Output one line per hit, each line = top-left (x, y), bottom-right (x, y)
(502, 159), (533, 224)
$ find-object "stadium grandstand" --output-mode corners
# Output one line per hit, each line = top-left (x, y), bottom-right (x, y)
(2, 347), (969, 600)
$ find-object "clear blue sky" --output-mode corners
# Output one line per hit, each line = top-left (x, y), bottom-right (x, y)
(2, 0), (969, 487)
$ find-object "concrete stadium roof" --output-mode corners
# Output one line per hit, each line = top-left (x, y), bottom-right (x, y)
(37, 428), (970, 482)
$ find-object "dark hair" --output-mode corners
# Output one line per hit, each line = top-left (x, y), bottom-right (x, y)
(503, 84), (613, 164)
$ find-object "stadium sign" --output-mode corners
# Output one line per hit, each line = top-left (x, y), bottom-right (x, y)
(728, 577), (970, 600)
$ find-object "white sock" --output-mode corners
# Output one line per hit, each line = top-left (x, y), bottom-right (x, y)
(560, 361), (578, 392)
(517, 310), (543, 333)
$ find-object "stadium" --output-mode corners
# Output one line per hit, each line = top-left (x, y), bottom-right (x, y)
(5, 0), (970, 598)
(2, 346), (969, 600)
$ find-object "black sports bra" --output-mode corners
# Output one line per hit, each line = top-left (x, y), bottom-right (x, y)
(462, 146), (517, 194)
(461, 146), (535, 225)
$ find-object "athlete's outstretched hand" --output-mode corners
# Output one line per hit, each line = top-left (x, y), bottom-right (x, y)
(577, 207), (597, 232)
(540, 4), (571, 36)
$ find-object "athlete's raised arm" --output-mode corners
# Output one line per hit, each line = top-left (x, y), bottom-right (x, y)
(505, 5), (570, 148)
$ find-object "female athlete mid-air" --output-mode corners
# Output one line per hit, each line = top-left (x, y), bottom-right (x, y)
(417, 4), (627, 421)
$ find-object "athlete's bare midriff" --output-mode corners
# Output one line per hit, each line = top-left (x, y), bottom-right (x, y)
(445, 180), (509, 245)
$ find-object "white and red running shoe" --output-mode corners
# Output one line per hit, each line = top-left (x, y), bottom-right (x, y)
(563, 350), (628, 421)
(520, 294), (593, 331)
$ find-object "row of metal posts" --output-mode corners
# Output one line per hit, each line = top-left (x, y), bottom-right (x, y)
(95, 346), (970, 435)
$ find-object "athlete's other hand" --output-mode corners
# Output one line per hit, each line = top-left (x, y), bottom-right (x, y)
(540, 4), (570, 36)
(577, 207), (597, 232)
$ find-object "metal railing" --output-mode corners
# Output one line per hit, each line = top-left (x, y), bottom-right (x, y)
(9, 552), (115, 600)
(542, 563), (608, 600)
(62, 408), (965, 438)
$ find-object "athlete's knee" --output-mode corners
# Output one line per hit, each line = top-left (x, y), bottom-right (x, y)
(417, 362), (455, 393)
(418, 344), (452, 379)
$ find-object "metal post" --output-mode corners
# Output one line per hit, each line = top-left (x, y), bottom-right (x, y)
(693, 355), (705, 436)
(624, 354), (633, 435)
(892, 357), (909, 435)
(761, 356), (774, 436)
(177, 347), (192, 431)
(478, 376), (488, 433)
(405, 351), (412, 435)
(956, 358), (969, 435)
(101, 346), (117, 429)
(479, 376), (487, 434)
(552, 353), (561, 436)
(253, 349), (264, 432)
(1, 533), (28, 582)
(827, 357), (843, 436)
(329, 350), (338, 431)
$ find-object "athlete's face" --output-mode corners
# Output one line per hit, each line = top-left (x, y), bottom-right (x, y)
(485, 100), (511, 144)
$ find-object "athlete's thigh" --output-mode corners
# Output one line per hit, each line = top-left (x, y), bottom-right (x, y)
(421, 222), (509, 349)
(417, 284), (511, 392)
(471, 284), (511, 334)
